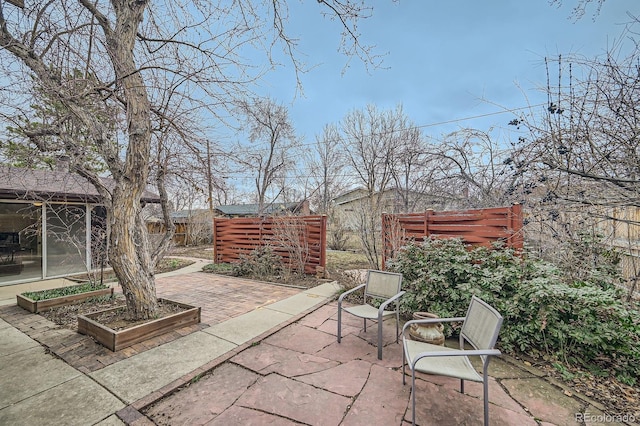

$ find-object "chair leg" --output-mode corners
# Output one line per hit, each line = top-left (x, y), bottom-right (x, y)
(483, 379), (489, 426)
(395, 309), (400, 343)
(377, 315), (383, 360)
(411, 370), (417, 425)
(337, 302), (342, 343)
(363, 318), (367, 332)
(402, 345), (406, 385)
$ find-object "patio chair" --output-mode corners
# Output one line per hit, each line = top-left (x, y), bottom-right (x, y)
(337, 269), (404, 360)
(402, 296), (503, 426)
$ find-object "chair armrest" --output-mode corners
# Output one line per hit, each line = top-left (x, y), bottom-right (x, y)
(402, 317), (466, 335)
(338, 283), (366, 303)
(379, 290), (406, 313)
(410, 348), (502, 368)
(412, 348), (501, 359)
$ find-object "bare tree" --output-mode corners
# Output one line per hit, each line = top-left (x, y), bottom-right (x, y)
(272, 214), (309, 275)
(510, 38), (640, 209)
(506, 27), (640, 298)
(306, 123), (349, 214)
(390, 123), (435, 213)
(0, 1), (380, 320)
(339, 104), (406, 268)
(549, 0), (607, 20)
(434, 128), (514, 208)
(234, 97), (299, 214)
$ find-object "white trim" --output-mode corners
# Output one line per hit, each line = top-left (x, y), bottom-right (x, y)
(41, 203), (47, 278)
(85, 204), (91, 270)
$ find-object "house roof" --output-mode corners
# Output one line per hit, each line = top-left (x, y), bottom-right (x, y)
(0, 166), (161, 204)
(333, 187), (431, 206)
(333, 188), (368, 205)
(170, 209), (211, 223)
(171, 209), (210, 219)
(215, 202), (302, 216)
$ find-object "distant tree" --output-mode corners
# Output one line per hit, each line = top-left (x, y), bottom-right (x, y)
(233, 98), (299, 215)
(306, 124), (349, 215)
(339, 104), (408, 268)
(434, 128), (514, 208)
(389, 122), (434, 213)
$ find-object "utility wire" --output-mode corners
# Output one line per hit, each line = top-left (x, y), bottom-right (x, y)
(215, 103), (541, 180)
(222, 102), (543, 158)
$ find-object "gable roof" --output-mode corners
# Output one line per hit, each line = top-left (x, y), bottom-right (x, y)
(0, 166), (161, 204)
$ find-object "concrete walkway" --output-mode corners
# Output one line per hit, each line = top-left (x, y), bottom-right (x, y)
(0, 261), (630, 425)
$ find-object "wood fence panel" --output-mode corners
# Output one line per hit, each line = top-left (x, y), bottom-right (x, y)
(213, 215), (326, 274)
(382, 204), (523, 268)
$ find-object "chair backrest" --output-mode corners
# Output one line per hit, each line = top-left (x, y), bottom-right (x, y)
(460, 296), (503, 350)
(364, 270), (403, 301)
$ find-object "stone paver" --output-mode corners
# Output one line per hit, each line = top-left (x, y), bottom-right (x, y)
(232, 342), (339, 376)
(145, 363), (260, 425)
(502, 377), (584, 426)
(208, 405), (301, 425)
(342, 364), (409, 426)
(297, 359), (371, 397)
(410, 378), (537, 426)
(263, 322), (337, 353)
(235, 373), (352, 426)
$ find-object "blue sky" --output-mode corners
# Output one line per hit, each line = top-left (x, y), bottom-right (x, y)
(250, 0), (638, 144)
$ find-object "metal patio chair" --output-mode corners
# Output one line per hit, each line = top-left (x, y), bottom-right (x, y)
(402, 296), (503, 425)
(337, 269), (404, 360)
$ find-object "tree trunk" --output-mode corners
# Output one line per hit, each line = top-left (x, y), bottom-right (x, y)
(109, 182), (158, 320)
(103, 1), (158, 320)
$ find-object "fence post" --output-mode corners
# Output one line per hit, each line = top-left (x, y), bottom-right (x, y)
(381, 213), (388, 270)
(319, 215), (327, 268)
(212, 217), (218, 263)
(509, 203), (523, 250)
(425, 209), (433, 241)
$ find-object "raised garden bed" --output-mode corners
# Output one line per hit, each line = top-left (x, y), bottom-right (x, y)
(77, 298), (201, 351)
(17, 286), (114, 313)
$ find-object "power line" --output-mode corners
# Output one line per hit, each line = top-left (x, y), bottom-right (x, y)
(223, 102), (543, 158)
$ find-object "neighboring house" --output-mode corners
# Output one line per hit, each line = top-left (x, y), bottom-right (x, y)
(214, 200), (311, 218)
(147, 209), (213, 246)
(333, 187), (438, 217)
(0, 166), (160, 286)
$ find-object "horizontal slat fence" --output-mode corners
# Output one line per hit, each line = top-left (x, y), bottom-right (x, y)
(382, 204), (523, 268)
(213, 215), (327, 274)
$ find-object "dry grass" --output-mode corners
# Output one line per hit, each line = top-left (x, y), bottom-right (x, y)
(326, 250), (369, 272)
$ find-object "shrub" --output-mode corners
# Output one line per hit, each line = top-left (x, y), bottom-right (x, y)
(387, 237), (640, 384)
(231, 246), (282, 279)
(202, 262), (233, 274)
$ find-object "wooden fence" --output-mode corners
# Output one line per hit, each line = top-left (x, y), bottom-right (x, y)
(213, 215), (327, 274)
(382, 204), (524, 268)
